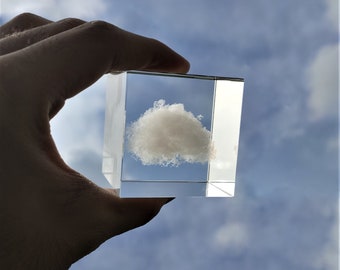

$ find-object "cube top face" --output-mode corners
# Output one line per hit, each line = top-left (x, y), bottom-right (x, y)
(103, 71), (244, 197)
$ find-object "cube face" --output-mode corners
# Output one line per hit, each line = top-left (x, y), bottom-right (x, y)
(103, 71), (244, 197)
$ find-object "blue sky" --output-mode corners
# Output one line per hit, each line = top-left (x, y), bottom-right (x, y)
(0, 0), (338, 269)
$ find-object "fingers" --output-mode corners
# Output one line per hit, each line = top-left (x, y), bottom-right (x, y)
(111, 27), (190, 74)
(0, 18), (85, 56)
(2, 20), (189, 102)
(0, 16), (189, 126)
(0, 13), (52, 38)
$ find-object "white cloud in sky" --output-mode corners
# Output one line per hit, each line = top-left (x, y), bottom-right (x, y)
(326, 134), (339, 153)
(127, 99), (212, 166)
(307, 43), (339, 121)
(50, 78), (106, 165)
(1, 0), (107, 20)
(325, 0), (339, 30)
(314, 207), (339, 270)
(213, 221), (248, 253)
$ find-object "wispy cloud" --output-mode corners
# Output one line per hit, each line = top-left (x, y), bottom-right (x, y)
(314, 211), (339, 270)
(213, 221), (249, 254)
(325, 0), (339, 30)
(51, 78), (106, 164)
(71, 191), (338, 270)
(1, 0), (107, 20)
(306, 43), (339, 121)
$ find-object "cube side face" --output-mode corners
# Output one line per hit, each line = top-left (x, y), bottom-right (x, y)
(206, 80), (244, 197)
(103, 71), (244, 197)
(102, 73), (126, 189)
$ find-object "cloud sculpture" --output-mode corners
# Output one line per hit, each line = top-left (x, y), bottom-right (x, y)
(127, 100), (213, 166)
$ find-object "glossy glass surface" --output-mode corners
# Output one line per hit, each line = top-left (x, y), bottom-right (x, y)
(103, 71), (244, 197)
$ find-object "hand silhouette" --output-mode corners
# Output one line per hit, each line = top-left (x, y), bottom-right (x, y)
(0, 13), (189, 269)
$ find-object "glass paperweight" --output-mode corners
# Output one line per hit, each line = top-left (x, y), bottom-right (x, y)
(102, 71), (244, 197)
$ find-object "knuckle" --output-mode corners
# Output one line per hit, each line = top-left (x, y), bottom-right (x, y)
(57, 18), (85, 28)
(12, 12), (40, 25)
(2, 13), (49, 37)
(82, 20), (121, 45)
(87, 20), (119, 33)
(89, 20), (110, 28)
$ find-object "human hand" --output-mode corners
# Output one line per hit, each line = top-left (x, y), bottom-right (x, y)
(0, 13), (189, 269)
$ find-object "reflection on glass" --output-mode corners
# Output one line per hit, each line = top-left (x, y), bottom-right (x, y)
(102, 71), (244, 197)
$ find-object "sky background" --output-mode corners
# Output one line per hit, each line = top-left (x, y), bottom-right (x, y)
(0, 0), (339, 269)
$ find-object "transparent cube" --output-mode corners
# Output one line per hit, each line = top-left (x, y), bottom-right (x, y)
(102, 71), (244, 197)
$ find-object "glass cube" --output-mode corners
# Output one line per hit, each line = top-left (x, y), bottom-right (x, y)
(102, 71), (244, 197)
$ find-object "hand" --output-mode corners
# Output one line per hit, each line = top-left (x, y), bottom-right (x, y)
(0, 13), (189, 269)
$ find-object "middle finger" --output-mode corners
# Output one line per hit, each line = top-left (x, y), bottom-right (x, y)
(0, 18), (85, 56)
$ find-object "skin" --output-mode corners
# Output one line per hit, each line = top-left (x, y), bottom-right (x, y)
(0, 13), (189, 269)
